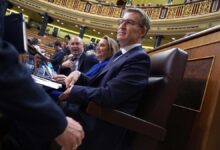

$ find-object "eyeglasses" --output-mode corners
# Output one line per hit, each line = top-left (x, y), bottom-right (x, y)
(118, 19), (143, 27)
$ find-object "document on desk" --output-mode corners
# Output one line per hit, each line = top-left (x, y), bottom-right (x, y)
(31, 75), (62, 89)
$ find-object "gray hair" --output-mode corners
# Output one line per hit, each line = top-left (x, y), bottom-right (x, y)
(124, 8), (151, 38)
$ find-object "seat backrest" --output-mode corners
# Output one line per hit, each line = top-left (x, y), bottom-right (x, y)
(137, 48), (188, 126)
(133, 48), (188, 150)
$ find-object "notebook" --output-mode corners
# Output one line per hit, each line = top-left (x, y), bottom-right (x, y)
(32, 74), (62, 89)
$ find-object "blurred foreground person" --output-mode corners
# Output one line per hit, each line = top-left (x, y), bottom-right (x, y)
(0, 41), (84, 150)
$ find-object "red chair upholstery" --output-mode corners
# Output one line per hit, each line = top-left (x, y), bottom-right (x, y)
(87, 48), (188, 150)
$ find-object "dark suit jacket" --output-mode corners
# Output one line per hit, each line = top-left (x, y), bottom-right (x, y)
(68, 46), (150, 150)
(0, 41), (67, 150)
(51, 48), (65, 72)
(60, 52), (98, 75)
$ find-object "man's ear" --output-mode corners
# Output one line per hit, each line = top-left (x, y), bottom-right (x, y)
(141, 26), (148, 39)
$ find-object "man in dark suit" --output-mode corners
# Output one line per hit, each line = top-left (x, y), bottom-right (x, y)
(59, 36), (98, 76)
(0, 40), (84, 150)
(61, 8), (151, 150)
(51, 37), (98, 113)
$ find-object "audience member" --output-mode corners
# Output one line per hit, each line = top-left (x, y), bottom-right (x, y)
(50, 40), (65, 72)
(85, 35), (119, 77)
(30, 37), (45, 55)
(55, 36), (98, 82)
(60, 8), (151, 150)
(63, 35), (71, 55)
(33, 53), (56, 79)
(85, 42), (96, 52)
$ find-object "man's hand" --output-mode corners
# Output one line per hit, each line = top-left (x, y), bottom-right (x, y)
(62, 59), (74, 69)
(59, 86), (73, 101)
(65, 71), (81, 88)
(53, 74), (67, 84)
(55, 117), (84, 150)
(58, 71), (81, 101)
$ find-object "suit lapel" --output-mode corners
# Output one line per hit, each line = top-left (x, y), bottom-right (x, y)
(94, 46), (143, 79)
(78, 53), (85, 70)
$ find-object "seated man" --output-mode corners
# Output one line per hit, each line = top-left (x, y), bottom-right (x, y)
(59, 36), (98, 77)
(60, 8), (151, 150)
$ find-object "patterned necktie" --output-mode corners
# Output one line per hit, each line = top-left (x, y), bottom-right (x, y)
(71, 57), (78, 62)
(70, 57), (78, 71)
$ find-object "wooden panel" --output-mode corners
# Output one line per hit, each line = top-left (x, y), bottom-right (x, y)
(163, 106), (197, 150)
(149, 26), (220, 150)
(175, 57), (214, 111)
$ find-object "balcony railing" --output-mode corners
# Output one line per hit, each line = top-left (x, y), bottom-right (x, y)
(43, 0), (219, 19)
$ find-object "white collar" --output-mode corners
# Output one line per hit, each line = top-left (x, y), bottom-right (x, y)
(120, 43), (141, 54)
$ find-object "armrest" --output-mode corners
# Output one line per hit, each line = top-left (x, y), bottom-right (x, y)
(86, 101), (166, 141)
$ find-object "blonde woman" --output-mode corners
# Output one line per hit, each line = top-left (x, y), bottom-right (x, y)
(85, 35), (119, 77)
(51, 36), (119, 100)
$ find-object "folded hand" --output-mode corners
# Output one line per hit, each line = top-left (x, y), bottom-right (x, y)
(53, 74), (67, 84)
(55, 117), (84, 150)
(65, 71), (81, 88)
(59, 86), (73, 101)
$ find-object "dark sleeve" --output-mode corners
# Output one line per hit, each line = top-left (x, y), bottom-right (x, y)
(69, 54), (150, 109)
(59, 67), (71, 76)
(51, 51), (65, 65)
(75, 72), (91, 85)
(80, 54), (99, 73)
(50, 51), (65, 72)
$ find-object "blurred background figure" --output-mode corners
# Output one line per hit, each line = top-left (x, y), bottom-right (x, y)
(29, 37), (45, 55)
(62, 34), (71, 55)
(50, 40), (65, 72)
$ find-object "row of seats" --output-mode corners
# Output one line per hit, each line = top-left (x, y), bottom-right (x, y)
(26, 28), (62, 56)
